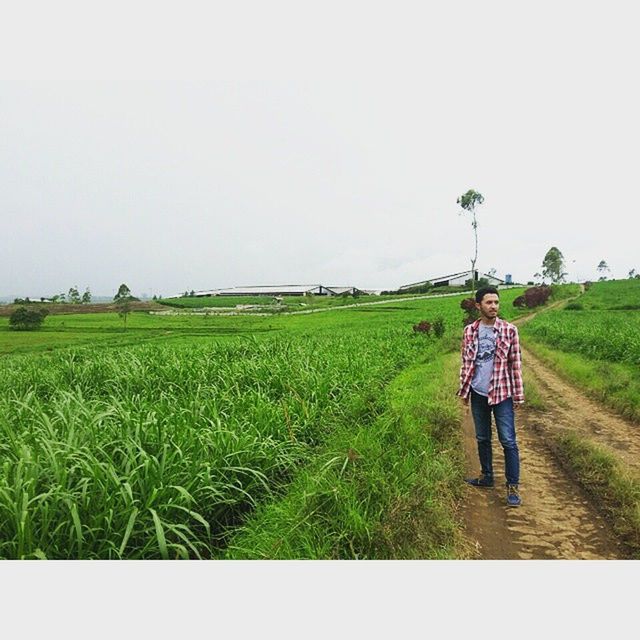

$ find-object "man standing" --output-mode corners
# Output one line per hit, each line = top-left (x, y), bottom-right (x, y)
(457, 286), (524, 507)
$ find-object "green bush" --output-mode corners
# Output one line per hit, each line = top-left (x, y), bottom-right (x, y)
(9, 306), (49, 331)
(433, 317), (446, 338)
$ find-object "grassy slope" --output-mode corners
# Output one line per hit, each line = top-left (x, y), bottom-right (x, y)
(520, 279), (640, 422)
(519, 280), (640, 556)
(0, 287), (530, 356)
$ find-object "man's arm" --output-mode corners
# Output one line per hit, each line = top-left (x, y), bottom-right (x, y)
(457, 330), (471, 403)
(508, 326), (525, 404)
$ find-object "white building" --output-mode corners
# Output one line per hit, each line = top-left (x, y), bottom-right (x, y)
(399, 270), (505, 291)
(182, 284), (366, 298)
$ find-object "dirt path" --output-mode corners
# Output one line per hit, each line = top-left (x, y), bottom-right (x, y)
(460, 405), (624, 559)
(459, 297), (632, 559)
(521, 347), (640, 472)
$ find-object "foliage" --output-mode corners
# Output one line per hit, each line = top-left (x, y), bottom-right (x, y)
(523, 285), (552, 308)
(597, 260), (610, 281)
(68, 286), (81, 304)
(82, 288), (92, 304)
(9, 306), (49, 331)
(114, 283), (133, 301)
(413, 321), (432, 334)
(460, 297), (479, 326)
(465, 277), (489, 288)
(541, 247), (567, 283)
(513, 295), (526, 308)
(432, 317), (446, 338)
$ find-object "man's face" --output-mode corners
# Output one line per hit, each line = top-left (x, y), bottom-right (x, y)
(476, 293), (500, 319)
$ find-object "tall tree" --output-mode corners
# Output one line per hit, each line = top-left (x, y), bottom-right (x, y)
(82, 287), (92, 304)
(541, 247), (567, 283)
(456, 189), (484, 296)
(629, 268), (637, 279)
(597, 260), (610, 281)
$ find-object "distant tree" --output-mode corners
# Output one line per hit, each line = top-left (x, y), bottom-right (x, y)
(541, 247), (567, 284)
(82, 287), (92, 304)
(152, 294), (158, 301)
(114, 283), (132, 301)
(597, 260), (610, 281)
(456, 189), (485, 297)
(113, 283), (138, 330)
(68, 286), (81, 304)
(629, 268), (636, 279)
(189, 290), (195, 297)
(465, 277), (489, 289)
(533, 272), (542, 284)
(9, 306), (49, 331)
(58, 292), (66, 303)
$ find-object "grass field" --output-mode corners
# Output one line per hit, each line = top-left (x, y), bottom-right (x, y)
(5, 283), (580, 559)
(157, 289), (480, 311)
(520, 279), (640, 420)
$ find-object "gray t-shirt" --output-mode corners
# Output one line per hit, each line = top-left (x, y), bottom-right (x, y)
(471, 323), (496, 397)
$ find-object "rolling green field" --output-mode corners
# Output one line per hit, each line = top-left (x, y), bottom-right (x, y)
(520, 279), (640, 420)
(4, 283), (577, 559)
(0, 286), (532, 356)
(575, 278), (640, 310)
(159, 290), (467, 312)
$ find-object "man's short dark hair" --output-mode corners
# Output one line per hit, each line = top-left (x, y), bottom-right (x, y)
(475, 286), (499, 303)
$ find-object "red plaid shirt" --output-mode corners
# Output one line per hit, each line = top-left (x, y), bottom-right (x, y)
(457, 317), (525, 405)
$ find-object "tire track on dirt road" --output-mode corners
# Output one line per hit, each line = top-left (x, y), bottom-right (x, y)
(520, 346), (640, 473)
(460, 405), (624, 559)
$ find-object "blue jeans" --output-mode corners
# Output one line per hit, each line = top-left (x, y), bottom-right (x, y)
(470, 389), (520, 485)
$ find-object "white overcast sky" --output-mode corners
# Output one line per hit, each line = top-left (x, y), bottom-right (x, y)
(1, 1), (638, 298)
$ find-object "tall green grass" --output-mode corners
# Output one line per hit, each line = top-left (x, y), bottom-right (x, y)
(224, 351), (468, 559)
(0, 330), (430, 559)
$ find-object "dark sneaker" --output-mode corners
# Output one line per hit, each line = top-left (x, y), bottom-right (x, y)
(465, 475), (494, 488)
(506, 484), (522, 507)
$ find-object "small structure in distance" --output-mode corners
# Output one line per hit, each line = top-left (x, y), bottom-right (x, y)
(398, 270), (505, 292)
(185, 284), (366, 297)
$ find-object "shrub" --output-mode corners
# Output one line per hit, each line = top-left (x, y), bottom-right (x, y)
(432, 317), (446, 338)
(513, 295), (526, 308)
(565, 301), (584, 311)
(523, 285), (551, 308)
(460, 297), (479, 326)
(413, 321), (432, 334)
(9, 306), (49, 331)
